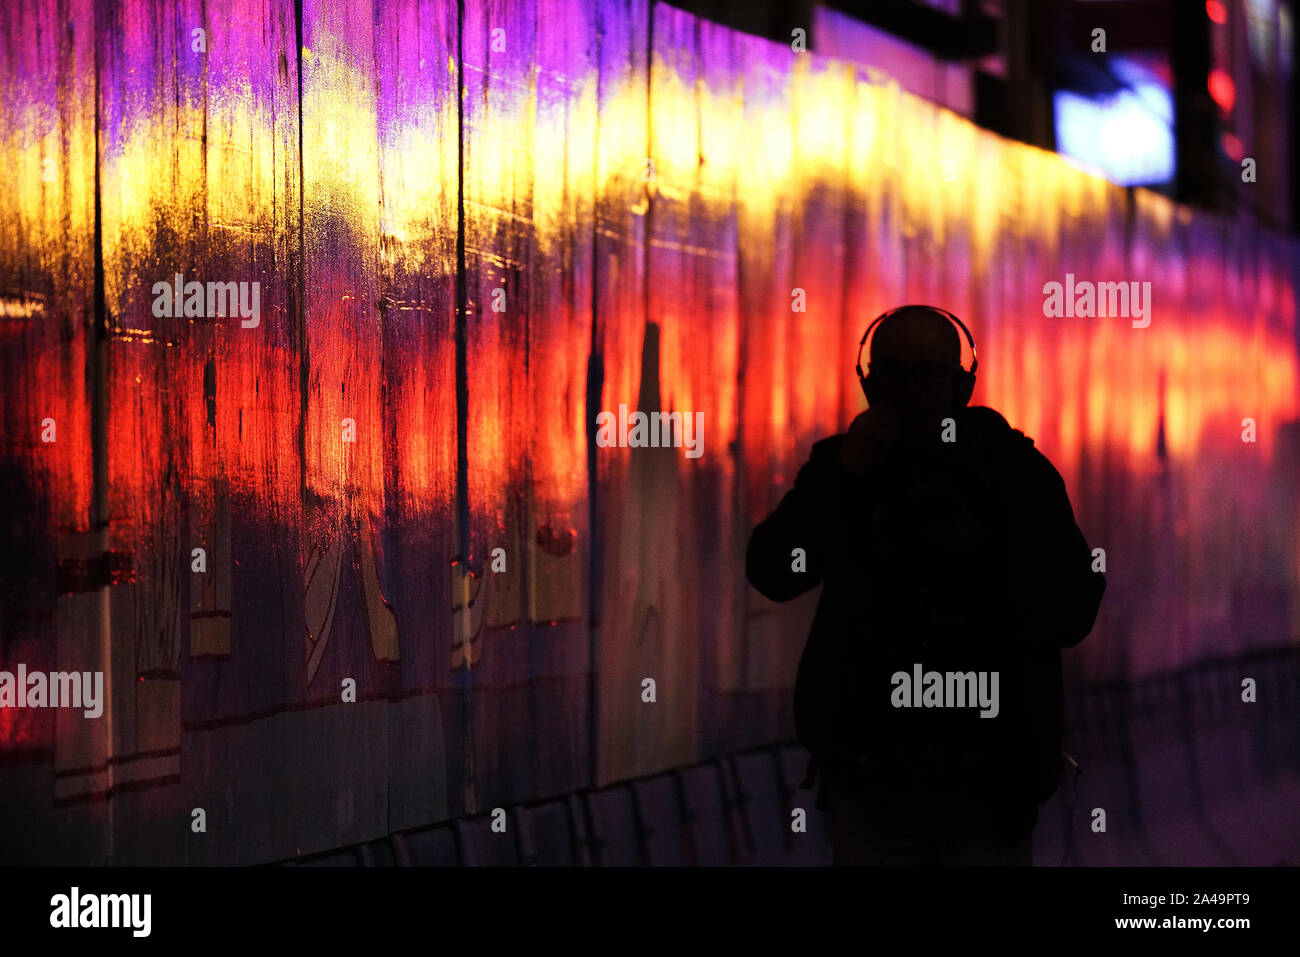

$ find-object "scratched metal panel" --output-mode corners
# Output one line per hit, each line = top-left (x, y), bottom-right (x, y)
(97, 0), (199, 701)
(735, 46), (860, 754)
(735, 33), (806, 723)
(295, 0), (394, 857)
(178, 0), (306, 717)
(283, 0), (462, 858)
(688, 19), (749, 750)
(995, 139), (1125, 689)
(94, 0), (306, 862)
(752, 52), (854, 732)
(0, 0), (101, 864)
(175, 0), (301, 864)
(526, 0), (597, 797)
(594, 1), (703, 783)
(594, 3), (746, 781)
(186, 0), (306, 864)
(590, 0), (649, 786)
(461, 0), (539, 809)
(2, 0), (1300, 865)
(101, 0), (239, 744)
(89, 2), (276, 864)
(784, 57), (854, 466)
(94, 0), (214, 859)
(1112, 202), (1298, 677)
(369, 0), (460, 833)
(299, 0), (385, 712)
(733, 48), (793, 514)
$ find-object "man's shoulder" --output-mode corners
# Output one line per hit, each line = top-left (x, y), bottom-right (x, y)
(810, 433), (847, 460)
(962, 404), (1018, 437)
(962, 406), (1038, 456)
(802, 408), (1043, 465)
(961, 406), (1070, 494)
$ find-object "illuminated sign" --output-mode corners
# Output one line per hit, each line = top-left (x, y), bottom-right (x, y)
(1053, 58), (1175, 186)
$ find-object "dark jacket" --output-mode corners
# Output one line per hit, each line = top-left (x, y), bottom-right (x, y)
(746, 406), (1105, 827)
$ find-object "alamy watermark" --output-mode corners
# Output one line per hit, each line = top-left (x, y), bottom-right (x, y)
(1042, 273), (1151, 328)
(595, 403), (703, 459)
(151, 273), (260, 327)
(50, 887), (151, 937)
(0, 665), (103, 718)
(890, 663), (999, 718)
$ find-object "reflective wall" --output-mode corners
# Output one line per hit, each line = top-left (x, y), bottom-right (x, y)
(1, 0), (1297, 863)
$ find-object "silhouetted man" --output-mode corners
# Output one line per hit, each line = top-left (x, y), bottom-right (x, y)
(745, 305), (1106, 866)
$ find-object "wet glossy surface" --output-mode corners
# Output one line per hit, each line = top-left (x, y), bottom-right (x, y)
(0, 0), (1296, 862)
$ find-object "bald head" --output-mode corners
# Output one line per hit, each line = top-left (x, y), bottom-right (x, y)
(864, 306), (966, 448)
(870, 306), (961, 368)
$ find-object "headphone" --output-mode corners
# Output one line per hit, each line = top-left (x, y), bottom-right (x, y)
(856, 304), (979, 408)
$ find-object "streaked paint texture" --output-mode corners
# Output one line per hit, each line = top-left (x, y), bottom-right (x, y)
(0, 0), (1297, 862)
